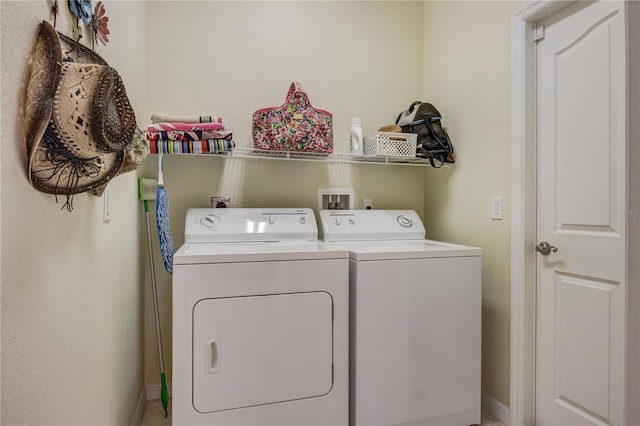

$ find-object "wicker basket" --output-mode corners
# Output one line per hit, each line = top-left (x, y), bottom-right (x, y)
(363, 132), (417, 157)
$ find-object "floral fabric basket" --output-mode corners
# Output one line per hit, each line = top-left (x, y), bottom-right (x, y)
(252, 82), (333, 153)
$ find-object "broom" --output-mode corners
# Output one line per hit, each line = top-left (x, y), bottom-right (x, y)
(138, 178), (169, 418)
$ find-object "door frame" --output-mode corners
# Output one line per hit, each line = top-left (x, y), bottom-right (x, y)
(510, 1), (640, 425)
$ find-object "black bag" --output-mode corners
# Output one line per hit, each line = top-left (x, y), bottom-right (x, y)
(396, 101), (455, 167)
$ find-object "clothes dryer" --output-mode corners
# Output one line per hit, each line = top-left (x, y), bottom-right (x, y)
(173, 208), (349, 425)
(320, 209), (481, 426)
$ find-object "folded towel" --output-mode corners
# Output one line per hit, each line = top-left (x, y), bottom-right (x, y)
(151, 113), (223, 124)
(147, 122), (224, 132)
(145, 129), (233, 142)
(148, 139), (235, 154)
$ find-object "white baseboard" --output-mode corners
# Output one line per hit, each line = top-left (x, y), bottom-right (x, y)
(482, 391), (511, 426)
(130, 387), (147, 426)
(146, 382), (173, 400)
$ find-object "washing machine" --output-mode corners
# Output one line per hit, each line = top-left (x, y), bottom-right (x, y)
(173, 208), (349, 425)
(319, 209), (482, 426)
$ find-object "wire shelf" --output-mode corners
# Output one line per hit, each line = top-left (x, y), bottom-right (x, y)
(162, 146), (448, 167)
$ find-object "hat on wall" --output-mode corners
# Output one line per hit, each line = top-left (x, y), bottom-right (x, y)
(23, 21), (138, 210)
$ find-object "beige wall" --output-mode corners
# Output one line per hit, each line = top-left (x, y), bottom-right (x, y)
(422, 1), (525, 407)
(142, 0), (426, 386)
(0, 1), (147, 424)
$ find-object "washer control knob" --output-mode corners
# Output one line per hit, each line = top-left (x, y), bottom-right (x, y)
(201, 215), (218, 228)
(299, 217), (306, 224)
(268, 215), (275, 225)
(397, 215), (413, 228)
(348, 219), (355, 225)
(333, 218), (341, 225)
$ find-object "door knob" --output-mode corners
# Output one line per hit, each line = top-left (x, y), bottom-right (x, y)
(535, 241), (558, 256)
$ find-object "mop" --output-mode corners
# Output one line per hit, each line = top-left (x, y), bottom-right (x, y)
(155, 154), (174, 274)
(138, 178), (169, 418)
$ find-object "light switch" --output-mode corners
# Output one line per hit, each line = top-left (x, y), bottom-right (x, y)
(491, 196), (503, 220)
(103, 187), (112, 223)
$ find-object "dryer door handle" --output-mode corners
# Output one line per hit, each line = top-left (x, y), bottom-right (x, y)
(205, 338), (221, 374)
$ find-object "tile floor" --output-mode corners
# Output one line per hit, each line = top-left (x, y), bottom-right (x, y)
(141, 399), (171, 425)
(140, 399), (506, 426)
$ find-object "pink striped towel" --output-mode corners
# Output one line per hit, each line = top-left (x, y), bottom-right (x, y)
(147, 122), (224, 132)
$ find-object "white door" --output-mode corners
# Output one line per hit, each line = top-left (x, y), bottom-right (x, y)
(535, 1), (627, 425)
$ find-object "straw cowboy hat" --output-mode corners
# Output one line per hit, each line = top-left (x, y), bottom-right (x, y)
(23, 21), (139, 210)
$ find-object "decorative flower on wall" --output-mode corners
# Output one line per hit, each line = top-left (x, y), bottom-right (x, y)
(69, 0), (93, 26)
(53, 0), (110, 50)
(90, 1), (109, 46)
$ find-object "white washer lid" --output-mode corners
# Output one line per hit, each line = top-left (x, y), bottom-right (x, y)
(174, 241), (349, 265)
(330, 239), (481, 261)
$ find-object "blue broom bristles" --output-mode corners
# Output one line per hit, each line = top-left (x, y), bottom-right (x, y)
(156, 185), (174, 274)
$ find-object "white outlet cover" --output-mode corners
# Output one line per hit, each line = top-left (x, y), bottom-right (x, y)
(491, 196), (503, 220)
(103, 187), (112, 223)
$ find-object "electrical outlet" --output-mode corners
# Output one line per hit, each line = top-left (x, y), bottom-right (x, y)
(363, 198), (373, 210)
(318, 188), (354, 211)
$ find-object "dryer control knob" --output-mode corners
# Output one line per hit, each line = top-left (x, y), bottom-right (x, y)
(201, 215), (218, 228)
(299, 217), (306, 224)
(397, 215), (413, 228)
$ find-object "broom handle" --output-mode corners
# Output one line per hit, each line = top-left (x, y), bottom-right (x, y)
(158, 154), (165, 186)
(145, 203), (165, 373)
